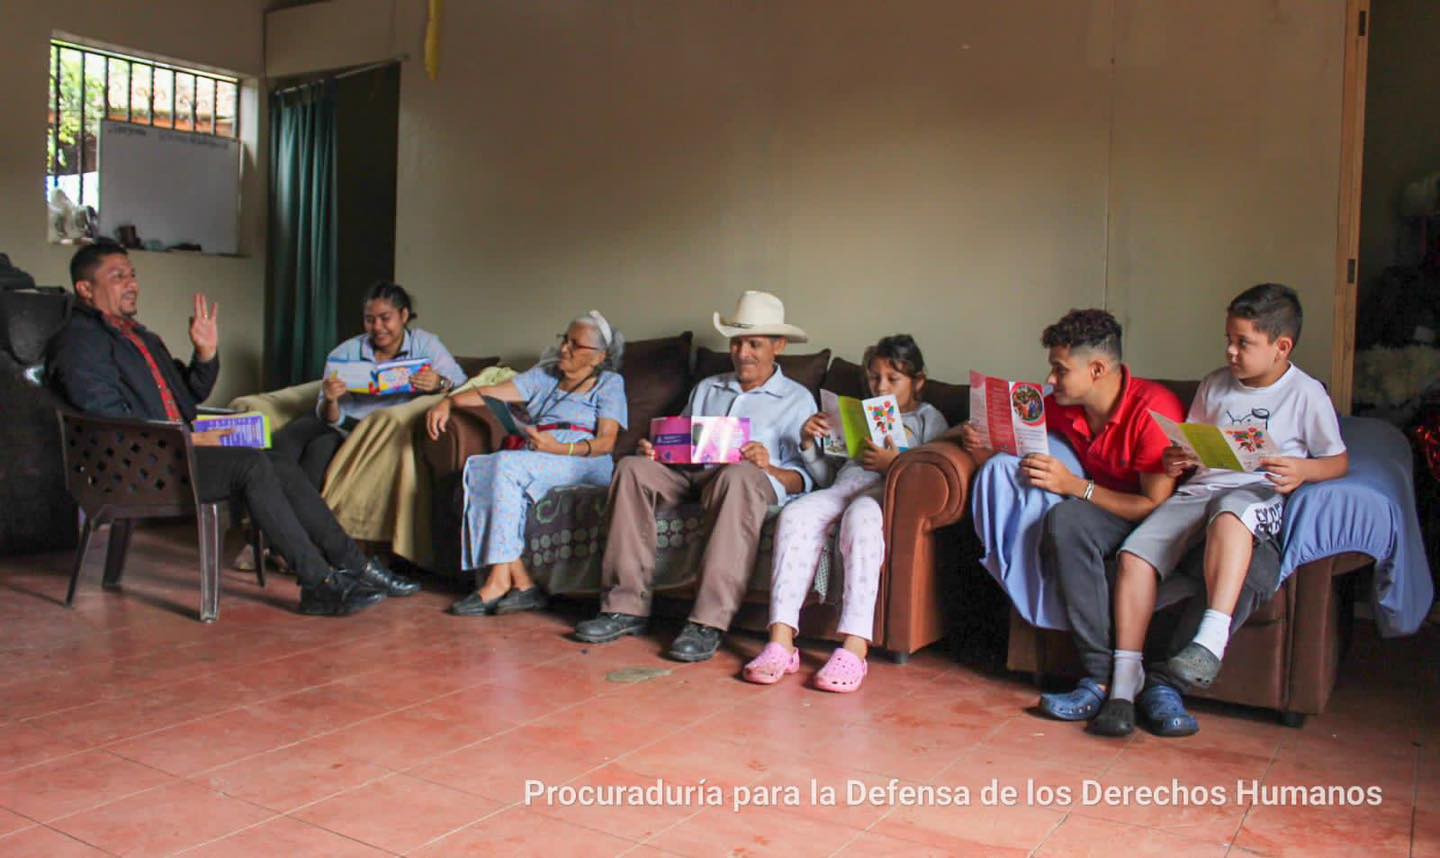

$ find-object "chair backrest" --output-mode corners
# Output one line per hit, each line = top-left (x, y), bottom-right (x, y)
(56, 411), (199, 520)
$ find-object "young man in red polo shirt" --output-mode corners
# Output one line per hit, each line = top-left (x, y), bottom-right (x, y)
(962, 310), (1192, 732)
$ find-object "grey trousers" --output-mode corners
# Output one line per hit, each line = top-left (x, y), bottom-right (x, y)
(1040, 498), (1273, 690)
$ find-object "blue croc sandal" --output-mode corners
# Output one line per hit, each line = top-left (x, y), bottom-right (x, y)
(1137, 682), (1200, 738)
(1037, 678), (1106, 721)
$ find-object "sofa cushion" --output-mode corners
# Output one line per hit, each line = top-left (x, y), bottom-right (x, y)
(616, 332), (694, 457)
(923, 377), (969, 427)
(456, 355), (501, 378)
(821, 357), (867, 399)
(1156, 379), (1200, 411)
(694, 346), (832, 397)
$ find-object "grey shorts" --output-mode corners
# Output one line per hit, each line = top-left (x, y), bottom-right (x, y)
(1118, 485), (1284, 591)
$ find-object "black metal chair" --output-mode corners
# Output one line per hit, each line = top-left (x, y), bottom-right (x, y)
(56, 411), (265, 622)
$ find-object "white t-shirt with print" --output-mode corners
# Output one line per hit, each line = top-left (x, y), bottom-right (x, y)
(1179, 363), (1346, 496)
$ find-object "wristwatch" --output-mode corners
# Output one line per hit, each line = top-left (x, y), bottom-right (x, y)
(1081, 480), (1096, 501)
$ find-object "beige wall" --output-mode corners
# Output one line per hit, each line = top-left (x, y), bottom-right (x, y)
(2, 0), (269, 404)
(1358, 0), (1440, 294)
(1106, 0), (1346, 382)
(271, 0), (1348, 387)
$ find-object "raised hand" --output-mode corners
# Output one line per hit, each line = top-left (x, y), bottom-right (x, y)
(189, 293), (219, 362)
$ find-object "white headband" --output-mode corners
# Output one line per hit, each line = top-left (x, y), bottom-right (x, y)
(586, 310), (613, 348)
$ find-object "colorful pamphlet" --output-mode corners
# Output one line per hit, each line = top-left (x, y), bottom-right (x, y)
(1149, 411), (1280, 472)
(323, 358), (434, 396)
(818, 390), (908, 459)
(192, 411), (271, 448)
(484, 396), (534, 437)
(650, 416), (751, 465)
(326, 360), (375, 394)
(968, 371), (1049, 457)
(371, 358), (433, 395)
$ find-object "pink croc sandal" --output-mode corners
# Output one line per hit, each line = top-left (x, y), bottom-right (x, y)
(814, 648), (868, 693)
(742, 643), (799, 685)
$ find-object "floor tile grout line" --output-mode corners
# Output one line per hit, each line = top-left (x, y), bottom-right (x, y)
(39, 821), (123, 857)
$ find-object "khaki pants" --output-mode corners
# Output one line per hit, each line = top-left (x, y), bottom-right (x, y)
(600, 457), (777, 629)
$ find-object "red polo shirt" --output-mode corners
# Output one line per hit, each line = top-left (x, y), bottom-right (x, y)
(1044, 367), (1183, 494)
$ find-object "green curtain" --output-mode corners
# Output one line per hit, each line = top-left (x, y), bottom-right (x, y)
(266, 81), (337, 388)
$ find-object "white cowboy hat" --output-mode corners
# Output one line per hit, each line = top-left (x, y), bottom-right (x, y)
(713, 290), (808, 343)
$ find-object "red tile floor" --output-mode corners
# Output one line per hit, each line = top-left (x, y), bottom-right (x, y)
(0, 524), (1434, 856)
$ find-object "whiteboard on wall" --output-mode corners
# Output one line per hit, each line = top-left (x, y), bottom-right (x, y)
(98, 120), (241, 255)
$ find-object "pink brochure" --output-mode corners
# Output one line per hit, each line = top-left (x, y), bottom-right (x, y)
(650, 416), (751, 465)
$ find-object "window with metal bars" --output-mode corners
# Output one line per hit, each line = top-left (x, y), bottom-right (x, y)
(46, 38), (240, 213)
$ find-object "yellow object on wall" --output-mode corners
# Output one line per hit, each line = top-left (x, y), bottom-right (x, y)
(425, 0), (442, 80)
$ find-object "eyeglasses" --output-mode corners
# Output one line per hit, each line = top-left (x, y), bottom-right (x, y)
(557, 334), (601, 352)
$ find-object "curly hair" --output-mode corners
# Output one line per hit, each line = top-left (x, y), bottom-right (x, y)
(1228, 283), (1302, 344)
(1041, 309), (1122, 362)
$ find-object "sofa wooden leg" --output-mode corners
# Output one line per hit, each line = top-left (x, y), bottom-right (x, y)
(889, 650), (910, 666)
(1279, 711), (1306, 729)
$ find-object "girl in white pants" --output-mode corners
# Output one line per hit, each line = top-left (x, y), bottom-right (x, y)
(744, 335), (948, 692)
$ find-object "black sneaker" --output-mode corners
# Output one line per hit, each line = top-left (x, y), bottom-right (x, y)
(298, 570), (386, 617)
(573, 612), (648, 644)
(353, 557), (421, 597)
(667, 622), (722, 662)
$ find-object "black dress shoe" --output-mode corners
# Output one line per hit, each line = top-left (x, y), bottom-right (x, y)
(354, 557), (421, 597)
(298, 570), (386, 617)
(668, 622), (722, 662)
(495, 586), (549, 615)
(450, 591), (504, 616)
(573, 612), (648, 644)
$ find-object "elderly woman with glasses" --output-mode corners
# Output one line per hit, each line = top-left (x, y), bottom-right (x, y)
(425, 311), (627, 616)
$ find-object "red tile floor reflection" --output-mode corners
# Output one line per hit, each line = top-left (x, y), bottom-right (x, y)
(0, 524), (1433, 856)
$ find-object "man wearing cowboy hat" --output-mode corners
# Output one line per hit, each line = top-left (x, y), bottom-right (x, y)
(575, 291), (816, 662)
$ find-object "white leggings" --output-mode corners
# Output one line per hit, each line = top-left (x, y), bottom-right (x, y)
(769, 467), (886, 642)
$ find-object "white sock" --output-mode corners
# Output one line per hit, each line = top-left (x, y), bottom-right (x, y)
(1193, 609), (1232, 660)
(1110, 650), (1144, 702)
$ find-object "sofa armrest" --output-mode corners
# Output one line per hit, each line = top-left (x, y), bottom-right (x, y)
(1284, 553), (1373, 714)
(415, 402), (507, 479)
(879, 438), (979, 655)
(227, 380), (322, 433)
(886, 438), (977, 531)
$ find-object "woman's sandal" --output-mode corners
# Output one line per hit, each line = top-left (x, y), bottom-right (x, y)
(814, 648), (868, 693)
(742, 642), (800, 685)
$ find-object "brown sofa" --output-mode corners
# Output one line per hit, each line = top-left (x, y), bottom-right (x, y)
(415, 334), (969, 659)
(887, 380), (1374, 724)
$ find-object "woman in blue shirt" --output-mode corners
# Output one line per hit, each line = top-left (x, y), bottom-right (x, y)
(425, 311), (627, 616)
(272, 282), (468, 489)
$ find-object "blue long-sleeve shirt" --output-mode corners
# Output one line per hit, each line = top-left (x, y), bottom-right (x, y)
(319, 327), (468, 436)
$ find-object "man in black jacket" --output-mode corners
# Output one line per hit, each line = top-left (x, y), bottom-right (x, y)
(47, 241), (419, 615)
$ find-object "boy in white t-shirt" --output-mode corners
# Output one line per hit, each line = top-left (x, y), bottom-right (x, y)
(1091, 283), (1349, 737)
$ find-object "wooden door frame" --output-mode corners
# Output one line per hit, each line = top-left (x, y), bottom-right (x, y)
(1331, 0), (1370, 413)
